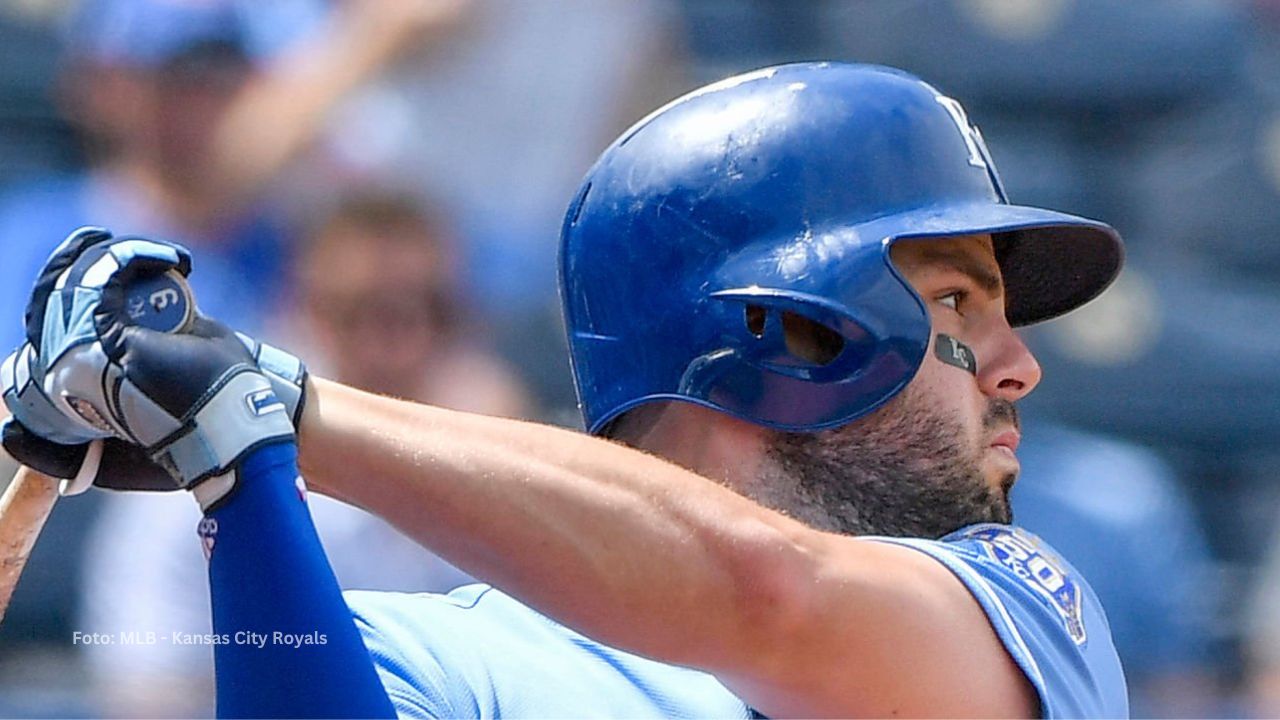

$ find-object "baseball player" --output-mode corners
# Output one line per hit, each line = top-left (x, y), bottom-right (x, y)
(3, 63), (1127, 718)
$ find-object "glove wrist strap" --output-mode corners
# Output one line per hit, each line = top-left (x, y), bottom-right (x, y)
(150, 371), (294, 488)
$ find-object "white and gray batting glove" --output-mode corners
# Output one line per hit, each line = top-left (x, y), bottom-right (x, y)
(1, 228), (307, 506)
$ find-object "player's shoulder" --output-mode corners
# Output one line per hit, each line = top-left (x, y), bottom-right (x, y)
(870, 524), (1128, 719)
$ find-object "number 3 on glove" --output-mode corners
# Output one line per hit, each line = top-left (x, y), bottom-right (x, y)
(124, 271), (194, 335)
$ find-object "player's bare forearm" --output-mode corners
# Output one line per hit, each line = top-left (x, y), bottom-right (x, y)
(297, 378), (818, 666)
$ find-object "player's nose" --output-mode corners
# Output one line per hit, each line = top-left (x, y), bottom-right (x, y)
(977, 322), (1041, 402)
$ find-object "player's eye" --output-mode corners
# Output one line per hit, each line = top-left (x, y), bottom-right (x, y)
(937, 290), (966, 312)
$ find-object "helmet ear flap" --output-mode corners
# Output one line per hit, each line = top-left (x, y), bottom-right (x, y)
(739, 302), (847, 366)
(780, 310), (845, 366)
(710, 290), (876, 383)
(661, 287), (924, 431)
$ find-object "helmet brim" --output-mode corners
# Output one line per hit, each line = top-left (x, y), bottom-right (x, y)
(870, 201), (1124, 327)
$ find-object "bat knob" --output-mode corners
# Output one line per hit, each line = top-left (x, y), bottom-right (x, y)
(122, 271), (194, 333)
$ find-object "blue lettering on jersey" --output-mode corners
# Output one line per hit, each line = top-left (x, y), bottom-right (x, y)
(956, 526), (1087, 645)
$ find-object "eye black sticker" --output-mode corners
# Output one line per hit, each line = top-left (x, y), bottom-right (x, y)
(936, 333), (977, 375)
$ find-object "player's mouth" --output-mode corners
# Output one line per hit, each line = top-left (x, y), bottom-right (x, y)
(989, 429), (1021, 458)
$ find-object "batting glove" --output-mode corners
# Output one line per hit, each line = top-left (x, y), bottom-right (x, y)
(89, 309), (296, 507)
(2, 227), (307, 500)
(2, 227), (189, 490)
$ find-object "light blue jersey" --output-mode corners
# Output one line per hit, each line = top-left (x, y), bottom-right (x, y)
(880, 524), (1129, 718)
(348, 586), (753, 718)
(349, 524), (1127, 719)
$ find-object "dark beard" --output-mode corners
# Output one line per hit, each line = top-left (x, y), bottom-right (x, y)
(762, 389), (1016, 539)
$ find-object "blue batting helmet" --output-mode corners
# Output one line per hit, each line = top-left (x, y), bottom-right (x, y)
(560, 62), (1123, 435)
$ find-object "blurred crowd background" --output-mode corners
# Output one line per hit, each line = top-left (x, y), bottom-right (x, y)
(0, 0), (1275, 717)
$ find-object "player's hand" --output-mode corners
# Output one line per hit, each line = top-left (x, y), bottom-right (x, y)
(1, 345), (171, 491)
(2, 227), (193, 491)
(1, 227), (307, 499)
(2, 337), (306, 494)
(88, 308), (296, 506)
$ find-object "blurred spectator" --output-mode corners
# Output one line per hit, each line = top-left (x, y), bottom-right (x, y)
(1012, 420), (1223, 718)
(0, 0), (303, 345)
(289, 191), (527, 412)
(321, 0), (684, 319)
(78, 189), (529, 718)
(0, 0), (470, 347)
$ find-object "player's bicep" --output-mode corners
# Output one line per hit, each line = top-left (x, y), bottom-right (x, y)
(724, 538), (1038, 719)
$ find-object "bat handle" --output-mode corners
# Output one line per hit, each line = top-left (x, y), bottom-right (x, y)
(0, 466), (59, 623)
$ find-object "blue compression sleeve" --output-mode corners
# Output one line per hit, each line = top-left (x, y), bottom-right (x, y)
(204, 442), (396, 719)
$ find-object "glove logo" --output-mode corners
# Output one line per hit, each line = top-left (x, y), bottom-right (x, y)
(245, 389), (285, 417)
(127, 296), (148, 321)
(65, 395), (114, 434)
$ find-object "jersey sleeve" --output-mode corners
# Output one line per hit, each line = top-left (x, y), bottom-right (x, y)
(873, 524), (1129, 719)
